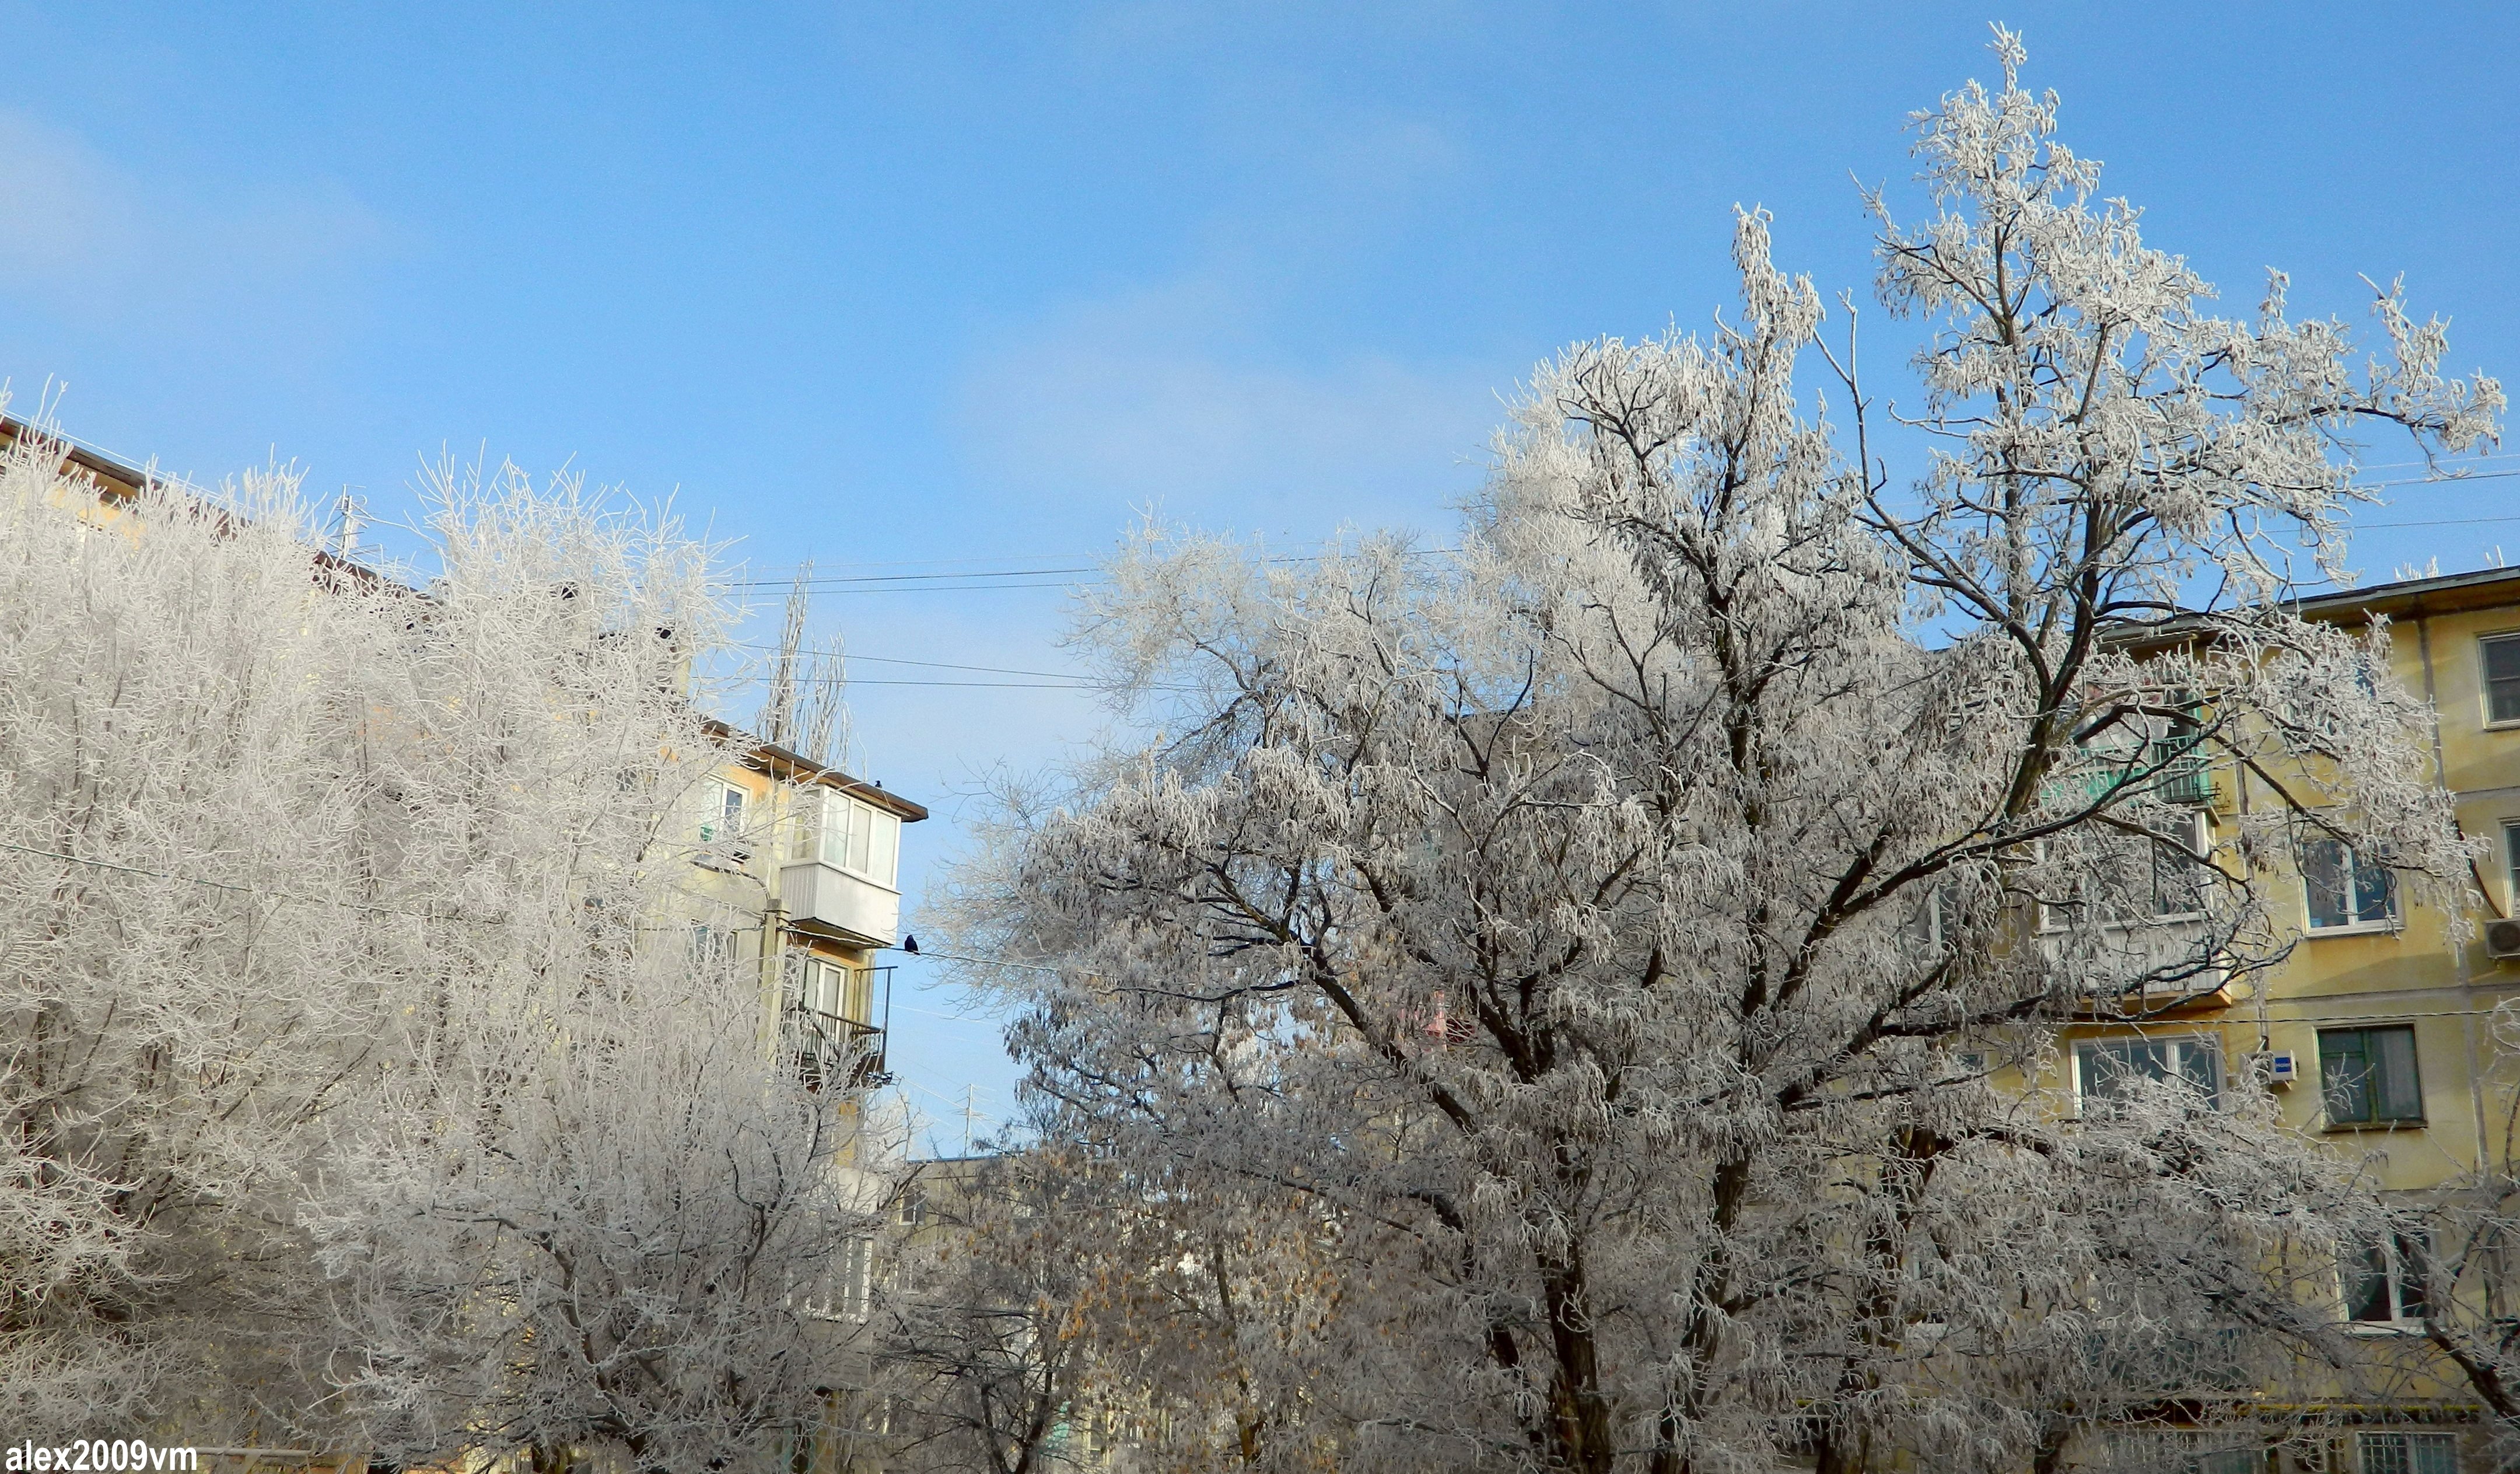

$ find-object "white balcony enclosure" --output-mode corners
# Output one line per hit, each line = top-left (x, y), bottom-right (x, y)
(782, 787), (905, 945)
(780, 857), (901, 946)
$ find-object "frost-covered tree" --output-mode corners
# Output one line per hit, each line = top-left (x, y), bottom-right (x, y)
(0, 415), (872, 1465)
(870, 1152), (1102, 1474)
(939, 33), (2501, 1474)
(0, 421), (399, 1433)
(306, 952), (865, 1473)
(870, 1148), (1363, 1474)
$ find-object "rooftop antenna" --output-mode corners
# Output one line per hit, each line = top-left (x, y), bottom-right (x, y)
(334, 489), (365, 558)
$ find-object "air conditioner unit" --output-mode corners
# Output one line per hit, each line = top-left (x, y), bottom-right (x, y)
(2488, 918), (2520, 961)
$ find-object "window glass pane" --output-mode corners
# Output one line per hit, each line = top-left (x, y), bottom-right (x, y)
(870, 811), (899, 887)
(2320, 1029), (2376, 1123)
(2410, 1431), (2458, 1474)
(2361, 1433), (2413, 1474)
(2507, 819), (2520, 914)
(2353, 854), (2396, 925)
(2176, 1040), (2221, 1100)
(820, 792), (850, 867)
(2081, 1040), (2165, 1102)
(2305, 839), (2352, 928)
(789, 791), (819, 861)
(2375, 1028), (2423, 1122)
(2486, 634), (2520, 723)
(848, 799), (873, 872)
(2343, 1245), (2395, 1322)
(2395, 1231), (2431, 1321)
(2152, 820), (2204, 916)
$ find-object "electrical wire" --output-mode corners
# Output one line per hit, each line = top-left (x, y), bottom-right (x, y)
(832, 679), (1106, 690)
(716, 497), (2520, 595)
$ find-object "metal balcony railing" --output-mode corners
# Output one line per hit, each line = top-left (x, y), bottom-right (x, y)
(790, 1006), (890, 1091)
(2046, 739), (2215, 810)
(786, 964), (895, 1092)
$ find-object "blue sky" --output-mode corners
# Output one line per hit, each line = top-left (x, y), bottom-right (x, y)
(4, 2), (2514, 1146)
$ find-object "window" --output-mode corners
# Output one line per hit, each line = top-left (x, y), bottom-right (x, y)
(2106, 1434), (2258, 1474)
(2036, 816), (2212, 932)
(2484, 632), (2520, 725)
(2318, 1025), (2424, 1126)
(688, 924), (738, 970)
(2343, 1231), (2430, 1326)
(2304, 837), (2396, 931)
(1905, 882), (1951, 949)
(793, 955), (876, 1025)
(2505, 819), (2520, 916)
(837, 1234), (874, 1320)
(700, 783), (746, 843)
(788, 794), (818, 862)
(795, 789), (903, 888)
(2358, 1430), (2457, 1473)
(2150, 811), (2211, 918)
(2076, 1036), (2222, 1111)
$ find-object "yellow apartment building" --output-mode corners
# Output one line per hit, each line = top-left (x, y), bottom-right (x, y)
(2053, 565), (2520, 1473)
(3, 413), (926, 1469)
(684, 719), (926, 1121)
(0, 413), (925, 1101)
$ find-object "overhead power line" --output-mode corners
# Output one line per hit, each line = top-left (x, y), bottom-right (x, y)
(727, 565), (1098, 589)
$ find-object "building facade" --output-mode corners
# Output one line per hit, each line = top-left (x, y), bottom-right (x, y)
(684, 722), (926, 1122)
(2057, 566), (2520, 1473)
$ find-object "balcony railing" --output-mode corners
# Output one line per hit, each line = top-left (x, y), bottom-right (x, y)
(789, 1004), (890, 1092)
(2077, 1326), (2252, 1393)
(787, 963), (894, 1092)
(2047, 742), (2214, 811)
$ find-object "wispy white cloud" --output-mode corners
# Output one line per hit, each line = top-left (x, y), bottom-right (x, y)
(958, 292), (1499, 535)
(950, 1), (1522, 539)
(0, 110), (387, 332)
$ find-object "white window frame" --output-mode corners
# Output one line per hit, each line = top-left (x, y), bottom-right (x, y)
(1905, 882), (1950, 949)
(796, 788), (902, 889)
(2105, 1433), (2258, 1474)
(2340, 1230), (2431, 1333)
(688, 924), (739, 970)
(2036, 813), (2214, 933)
(837, 1233), (874, 1321)
(2357, 1428), (2458, 1473)
(692, 783), (755, 871)
(2148, 809), (2213, 923)
(700, 782), (745, 840)
(2482, 628), (2520, 729)
(2301, 836), (2399, 936)
(2072, 1033), (2224, 1113)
